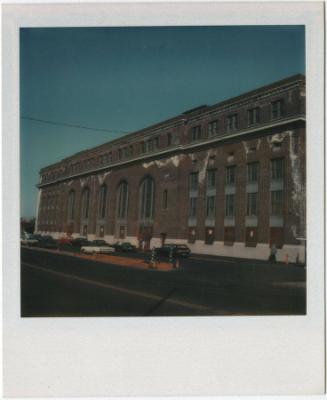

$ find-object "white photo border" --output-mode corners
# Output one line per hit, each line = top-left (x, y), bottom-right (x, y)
(2, 2), (325, 397)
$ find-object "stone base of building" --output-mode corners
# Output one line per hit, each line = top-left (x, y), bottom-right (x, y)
(36, 231), (306, 264)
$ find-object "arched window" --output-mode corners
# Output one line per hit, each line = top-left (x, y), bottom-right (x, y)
(98, 184), (108, 219)
(117, 181), (128, 219)
(140, 176), (155, 220)
(67, 190), (75, 220)
(81, 187), (90, 219)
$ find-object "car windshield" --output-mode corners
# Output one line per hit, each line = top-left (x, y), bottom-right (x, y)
(93, 240), (107, 246)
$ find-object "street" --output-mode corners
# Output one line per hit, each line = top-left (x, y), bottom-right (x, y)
(21, 247), (306, 317)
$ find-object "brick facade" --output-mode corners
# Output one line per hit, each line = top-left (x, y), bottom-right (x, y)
(36, 74), (306, 262)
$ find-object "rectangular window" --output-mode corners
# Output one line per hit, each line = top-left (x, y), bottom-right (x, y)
(189, 197), (197, 217)
(225, 194), (235, 217)
(226, 166), (236, 185)
(227, 114), (238, 131)
(129, 145), (134, 157)
(118, 149), (122, 160)
(247, 162), (259, 182)
(248, 107), (260, 125)
(189, 172), (199, 191)
(154, 137), (159, 149)
(207, 170), (216, 188)
(206, 196), (216, 218)
(270, 190), (283, 216)
(167, 132), (172, 146)
(271, 158), (284, 180)
(105, 152), (112, 164)
(271, 100), (284, 119)
(140, 142), (146, 154)
(247, 192), (258, 216)
(191, 126), (201, 141)
(208, 120), (218, 137)
(147, 139), (154, 152)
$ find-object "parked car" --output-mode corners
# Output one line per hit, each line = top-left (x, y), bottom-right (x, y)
(37, 235), (58, 249)
(71, 237), (90, 247)
(112, 242), (137, 252)
(20, 233), (40, 247)
(81, 240), (115, 254)
(156, 244), (191, 258)
(58, 236), (73, 245)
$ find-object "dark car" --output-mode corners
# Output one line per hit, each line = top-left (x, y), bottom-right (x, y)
(156, 244), (191, 258)
(71, 237), (90, 247)
(113, 242), (137, 252)
(37, 235), (58, 249)
(90, 240), (111, 247)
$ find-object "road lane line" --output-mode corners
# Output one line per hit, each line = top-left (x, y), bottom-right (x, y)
(22, 262), (210, 312)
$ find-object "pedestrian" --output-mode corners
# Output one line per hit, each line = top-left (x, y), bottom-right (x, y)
(269, 243), (277, 262)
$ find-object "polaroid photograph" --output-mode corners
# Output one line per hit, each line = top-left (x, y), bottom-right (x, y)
(2, 1), (325, 397)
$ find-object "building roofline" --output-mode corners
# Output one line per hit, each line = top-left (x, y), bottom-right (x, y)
(38, 115), (305, 188)
(40, 73), (305, 173)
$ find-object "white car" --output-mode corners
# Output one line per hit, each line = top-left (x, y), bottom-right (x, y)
(80, 240), (115, 254)
(20, 233), (40, 247)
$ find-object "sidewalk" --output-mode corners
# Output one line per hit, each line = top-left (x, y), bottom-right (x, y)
(190, 252), (306, 268)
(22, 245), (174, 271)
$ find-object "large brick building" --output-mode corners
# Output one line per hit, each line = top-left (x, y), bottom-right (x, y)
(35, 74), (306, 262)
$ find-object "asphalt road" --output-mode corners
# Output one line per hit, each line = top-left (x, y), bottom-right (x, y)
(21, 247), (306, 317)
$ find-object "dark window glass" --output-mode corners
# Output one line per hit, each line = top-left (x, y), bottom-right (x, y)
(226, 166), (236, 185)
(207, 170), (216, 188)
(271, 100), (284, 119)
(248, 107), (260, 125)
(167, 133), (172, 146)
(247, 162), (259, 182)
(191, 126), (201, 141)
(140, 177), (155, 219)
(227, 114), (238, 131)
(117, 181), (128, 219)
(189, 172), (199, 191)
(208, 120), (218, 137)
(140, 142), (146, 154)
(271, 158), (284, 180)
(99, 184), (107, 219)
(247, 192), (258, 216)
(206, 196), (216, 217)
(270, 190), (283, 215)
(225, 194), (235, 217)
(81, 188), (90, 219)
(189, 197), (197, 217)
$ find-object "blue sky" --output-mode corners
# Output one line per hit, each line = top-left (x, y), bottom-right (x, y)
(20, 26), (305, 218)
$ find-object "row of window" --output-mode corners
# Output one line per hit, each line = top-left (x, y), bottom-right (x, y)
(42, 98), (287, 184)
(42, 133), (174, 183)
(189, 190), (283, 219)
(189, 158), (284, 191)
(188, 158), (284, 221)
(66, 177), (156, 222)
(190, 99), (284, 142)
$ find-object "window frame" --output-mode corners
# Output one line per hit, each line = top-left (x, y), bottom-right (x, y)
(225, 194), (235, 217)
(226, 165), (236, 185)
